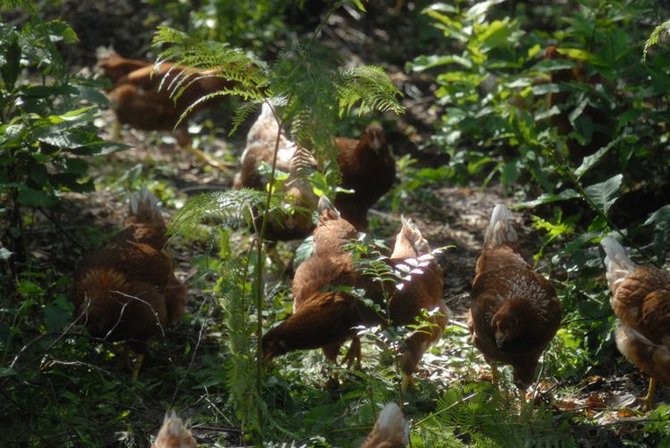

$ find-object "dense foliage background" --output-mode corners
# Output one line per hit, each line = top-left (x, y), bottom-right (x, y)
(1, 0), (670, 446)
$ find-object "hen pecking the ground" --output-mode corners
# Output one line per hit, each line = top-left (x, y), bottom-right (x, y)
(96, 48), (232, 168)
(73, 189), (187, 380)
(263, 199), (446, 391)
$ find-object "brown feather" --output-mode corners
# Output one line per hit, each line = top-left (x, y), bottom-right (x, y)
(334, 124), (396, 230)
(469, 204), (561, 390)
(602, 237), (670, 387)
(264, 215), (446, 377)
(233, 104), (319, 241)
(73, 191), (187, 356)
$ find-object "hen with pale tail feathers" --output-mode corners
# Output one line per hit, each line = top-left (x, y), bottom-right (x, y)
(262, 214), (446, 390)
(233, 102), (318, 242)
(600, 236), (670, 410)
(469, 203), (560, 391)
(152, 412), (197, 448)
(361, 402), (409, 448)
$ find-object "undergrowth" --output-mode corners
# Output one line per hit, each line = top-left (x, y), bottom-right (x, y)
(2, 0), (670, 447)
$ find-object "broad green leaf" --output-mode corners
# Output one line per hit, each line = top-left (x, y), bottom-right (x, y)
(555, 48), (606, 67)
(584, 174), (623, 214)
(44, 295), (74, 333)
(66, 140), (130, 156)
(18, 279), (42, 296)
(575, 136), (621, 178)
(466, 0), (505, 21)
(477, 19), (513, 51)
(407, 54), (472, 72)
(644, 204), (670, 227)
(568, 98), (589, 125)
(518, 189), (580, 208)
(531, 83), (560, 96)
(17, 186), (57, 207)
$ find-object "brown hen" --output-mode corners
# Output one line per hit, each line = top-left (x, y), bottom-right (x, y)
(97, 50), (232, 168)
(73, 189), (187, 380)
(468, 204), (561, 391)
(334, 124), (396, 230)
(361, 402), (409, 448)
(263, 204), (446, 390)
(601, 236), (670, 410)
(233, 103), (319, 243)
(96, 48), (151, 87)
(152, 412), (197, 448)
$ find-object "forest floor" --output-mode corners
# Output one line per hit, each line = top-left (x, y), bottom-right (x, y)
(14, 1), (670, 446)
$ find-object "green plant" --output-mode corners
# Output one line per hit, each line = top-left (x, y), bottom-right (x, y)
(411, 0), (670, 398)
(0, 8), (125, 281)
(161, 4), (404, 441)
(415, 383), (577, 448)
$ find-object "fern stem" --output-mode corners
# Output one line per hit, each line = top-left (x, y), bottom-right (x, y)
(252, 100), (286, 441)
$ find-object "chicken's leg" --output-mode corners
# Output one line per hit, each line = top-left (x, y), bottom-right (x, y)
(643, 376), (657, 411)
(401, 373), (413, 393)
(112, 119), (122, 141)
(490, 364), (501, 384)
(341, 336), (362, 370)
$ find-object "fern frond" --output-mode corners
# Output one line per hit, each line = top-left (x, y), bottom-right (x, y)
(291, 145), (318, 181)
(430, 384), (576, 448)
(168, 189), (271, 236)
(213, 254), (264, 428)
(153, 26), (269, 97)
(176, 87), (257, 128)
(270, 43), (341, 151)
(336, 65), (405, 116)
(644, 19), (670, 60)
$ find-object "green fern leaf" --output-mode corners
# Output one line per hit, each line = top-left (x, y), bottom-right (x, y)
(168, 188), (273, 236)
(644, 19), (670, 60)
(336, 65), (405, 116)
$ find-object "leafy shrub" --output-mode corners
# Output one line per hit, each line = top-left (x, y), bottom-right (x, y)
(0, 8), (124, 276)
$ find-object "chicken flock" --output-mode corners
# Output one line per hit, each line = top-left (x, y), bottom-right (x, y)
(68, 49), (670, 446)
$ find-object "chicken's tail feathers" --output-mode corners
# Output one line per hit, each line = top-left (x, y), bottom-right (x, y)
(152, 411), (196, 448)
(362, 402), (410, 448)
(318, 196), (340, 220)
(399, 215), (431, 255)
(95, 46), (118, 62)
(129, 188), (163, 225)
(601, 236), (636, 294)
(484, 203), (518, 247)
